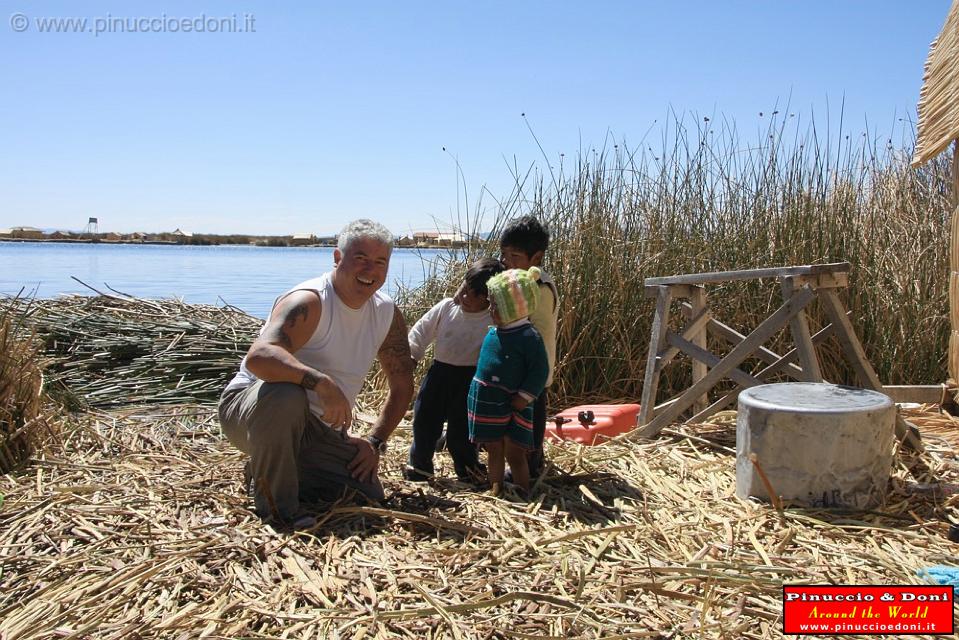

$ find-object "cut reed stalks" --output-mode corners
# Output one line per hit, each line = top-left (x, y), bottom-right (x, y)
(1, 403), (957, 638)
(0, 294), (261, 408)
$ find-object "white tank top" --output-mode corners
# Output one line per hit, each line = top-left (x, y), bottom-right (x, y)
(226, 272), (395, 418)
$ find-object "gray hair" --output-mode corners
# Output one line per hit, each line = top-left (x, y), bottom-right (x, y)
(337, 219), (393, 255)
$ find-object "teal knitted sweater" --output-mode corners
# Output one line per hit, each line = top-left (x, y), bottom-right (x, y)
(473, 322), (549, 399)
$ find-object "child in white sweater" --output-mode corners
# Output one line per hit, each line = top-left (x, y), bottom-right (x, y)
(404, 258), (504, 482)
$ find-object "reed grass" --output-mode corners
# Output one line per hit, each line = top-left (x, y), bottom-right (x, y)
(0, 299), (52, 473)
(401, 115), (953, 408)
(5, 115), (953, 416)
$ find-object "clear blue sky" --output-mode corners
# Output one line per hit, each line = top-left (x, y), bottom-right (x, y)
(0, 1), (952, 236)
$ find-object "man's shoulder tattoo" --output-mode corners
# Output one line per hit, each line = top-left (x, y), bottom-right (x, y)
(378, 308), (413, 376)
(263, 298), (314, 350)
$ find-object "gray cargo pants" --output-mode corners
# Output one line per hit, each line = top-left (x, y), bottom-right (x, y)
(218, 381), (384, 521)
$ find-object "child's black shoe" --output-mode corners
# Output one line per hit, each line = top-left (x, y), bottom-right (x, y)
(456, 463), (488, 485)
(403, 466), (432, 482)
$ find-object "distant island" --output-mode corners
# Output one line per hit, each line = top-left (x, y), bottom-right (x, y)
(0, 226), (470, 249)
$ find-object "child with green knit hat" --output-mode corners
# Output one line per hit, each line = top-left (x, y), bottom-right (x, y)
(499, 216), (558, 481)
(467, 267), (550, 495)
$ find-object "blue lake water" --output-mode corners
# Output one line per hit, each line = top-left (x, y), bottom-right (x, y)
(1, 242), (454, 318)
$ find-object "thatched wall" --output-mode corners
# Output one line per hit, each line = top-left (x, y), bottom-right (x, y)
(914, 0), (959, 384)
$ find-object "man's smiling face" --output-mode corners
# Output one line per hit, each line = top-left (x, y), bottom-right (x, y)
(332, 237), (391, 308)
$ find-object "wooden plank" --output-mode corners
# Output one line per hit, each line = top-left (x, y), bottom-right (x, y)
(792, 272), (849, 289)
(818, 289), (882, 390)
(644, 262), (850, 287)
(685, 320), (840, 424)
(896, 416), (925, 453)
(656, 306), (711, 371)
(685, 319), (841, 424)
(752, 319), (839, 380)
(644, 284), (695, 299)
(686, 391), (741, 425)
(818, 289), (923, 452)
(782, 277), (823, 382)
(638, 286), (672, 426)
(666, 332), (761, 388)
(690, 286), (708, 413)
(881, 385), (948, 404)
(639, 285), (816, 438)
(688, 304), (806, 379)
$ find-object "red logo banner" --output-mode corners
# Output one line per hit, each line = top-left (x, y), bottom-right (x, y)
(783, 585), (954, 635)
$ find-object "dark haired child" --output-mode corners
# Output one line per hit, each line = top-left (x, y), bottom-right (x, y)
(404, 258), (504, 482)
(499, 216), (558, 479)
(468, 267), (549, 495)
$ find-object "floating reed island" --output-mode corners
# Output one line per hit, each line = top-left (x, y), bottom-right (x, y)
(1, 293), (959, 639)
(3, 119), (959, 637)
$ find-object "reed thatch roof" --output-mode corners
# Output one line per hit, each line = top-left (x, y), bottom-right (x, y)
(913, 0), (959, 166)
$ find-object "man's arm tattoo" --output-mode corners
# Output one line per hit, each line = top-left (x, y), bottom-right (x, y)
(284, 302), (310, 331)
(261, 323), (293, 349)
(378, 308), (414, 377)
(261, 301), (310, 351)
(300, 371), (319, 390)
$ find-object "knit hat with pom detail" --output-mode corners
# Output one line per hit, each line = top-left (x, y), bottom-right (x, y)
(487, 266), (541, 324)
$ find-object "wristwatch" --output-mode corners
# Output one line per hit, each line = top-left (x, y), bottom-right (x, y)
(365, 435), (387, 454)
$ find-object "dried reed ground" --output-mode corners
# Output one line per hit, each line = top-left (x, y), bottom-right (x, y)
(1, 404), (958, 639)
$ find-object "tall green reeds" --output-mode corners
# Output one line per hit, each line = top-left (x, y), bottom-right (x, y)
(401, 114), (953, 408)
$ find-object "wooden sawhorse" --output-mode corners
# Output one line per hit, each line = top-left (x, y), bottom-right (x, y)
(637, 262), (922, 451)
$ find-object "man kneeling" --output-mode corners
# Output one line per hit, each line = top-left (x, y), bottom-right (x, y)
(218, 219), (414, 526)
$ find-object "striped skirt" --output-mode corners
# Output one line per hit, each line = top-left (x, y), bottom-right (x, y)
(467, 378), (535, 449)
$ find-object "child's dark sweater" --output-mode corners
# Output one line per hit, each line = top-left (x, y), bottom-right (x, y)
(473, 321), (549, 400)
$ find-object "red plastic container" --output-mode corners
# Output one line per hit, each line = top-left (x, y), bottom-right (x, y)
(546, 403), (641, 446)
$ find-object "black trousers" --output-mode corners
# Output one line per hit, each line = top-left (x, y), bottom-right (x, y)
(533, 390), (547, 448)
(530, 389), (548, 474)
(407, 361), (480, 478)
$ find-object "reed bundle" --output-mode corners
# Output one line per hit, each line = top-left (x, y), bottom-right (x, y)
(913, 0), (959, 167)
(0, 302), (53, 473)
(1, 402), (957, 638)
(0, 294), (260, 408)
(913, 0), (959, 392)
